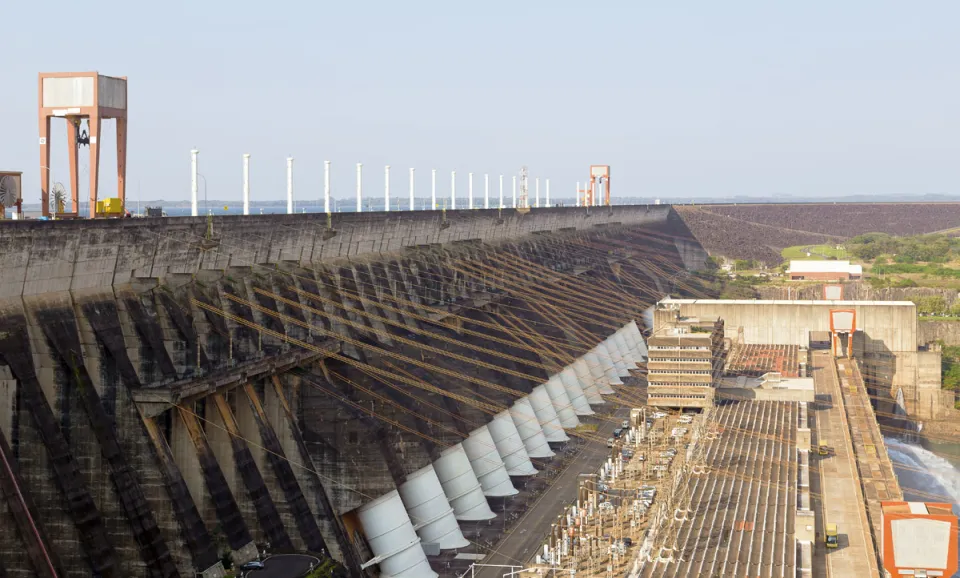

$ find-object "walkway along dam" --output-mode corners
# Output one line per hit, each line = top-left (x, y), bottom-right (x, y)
(0, 205), (710, 577)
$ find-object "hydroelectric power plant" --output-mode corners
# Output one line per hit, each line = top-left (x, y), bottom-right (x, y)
(0, 63), (956, 578)
(0, 206), (714, 577)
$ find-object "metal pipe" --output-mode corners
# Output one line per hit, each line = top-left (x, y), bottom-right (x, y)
(324, 160), (331, 214)
(409, 168), (415, 211)
(242, 153), (250, 216)
(286, 157), (294, 214)
(190, 149), (199, 217)
(356, 163), (363, 213)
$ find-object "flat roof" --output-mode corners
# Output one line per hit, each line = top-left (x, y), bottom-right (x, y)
(788, 260), (863, 274)
(660, 298), (916, 307)
(882, 501), (955, 517)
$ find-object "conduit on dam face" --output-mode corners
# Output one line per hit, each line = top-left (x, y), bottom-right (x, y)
(509, 397), (555, 458)
(0, 206), (710, 576)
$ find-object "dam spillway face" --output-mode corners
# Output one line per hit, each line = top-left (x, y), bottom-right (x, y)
(0, 206), (710, 577)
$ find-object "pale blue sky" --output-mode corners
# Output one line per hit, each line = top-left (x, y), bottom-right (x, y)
(4, 1), (960, 204)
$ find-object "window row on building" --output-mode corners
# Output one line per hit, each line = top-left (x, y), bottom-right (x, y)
(649, 369), (712, 375)
(648, 393), (709, 400)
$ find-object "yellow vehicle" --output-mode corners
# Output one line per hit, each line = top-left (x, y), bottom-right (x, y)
(825, 523), (839, 549)
(818, 441), (830, 456)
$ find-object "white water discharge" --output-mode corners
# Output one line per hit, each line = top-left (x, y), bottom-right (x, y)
(885, 437), (960, 505)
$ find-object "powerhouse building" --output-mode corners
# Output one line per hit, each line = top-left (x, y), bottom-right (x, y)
(646, 316), (725, 408)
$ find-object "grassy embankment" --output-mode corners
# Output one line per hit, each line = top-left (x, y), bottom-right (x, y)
(780, 244), (849, 260)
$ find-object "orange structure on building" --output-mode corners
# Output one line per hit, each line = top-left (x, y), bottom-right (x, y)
(880, 501), (958, 578)
(38, 72), (127, 218)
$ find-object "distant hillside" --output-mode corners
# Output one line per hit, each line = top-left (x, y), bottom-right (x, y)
(674, 203), (960, 265)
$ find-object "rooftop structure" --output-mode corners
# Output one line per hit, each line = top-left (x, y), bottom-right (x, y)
(787, 260), (862, 281)
(638, 400), (800, 577)
(646, 317), (725, 408)
(880, 501), (958, 577)
(725, 344), (801, 378)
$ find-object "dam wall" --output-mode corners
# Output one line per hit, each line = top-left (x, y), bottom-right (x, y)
(0, 205), (708, 577)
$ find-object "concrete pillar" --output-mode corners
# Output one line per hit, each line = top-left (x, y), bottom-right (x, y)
(451, 170), (456, 210)
(242, 153), (250, 216)
(468, 172), (474, 209)
(191, 149), (199, 217)
(484, 174), (489, 209)
(324, 160), (331, 214)
(169, 408), (207, 515)
(409, 168), (415, 211)
(286, 157), (294, 214)
(356, 163), (363, 213)
(384, 165), (391, 212)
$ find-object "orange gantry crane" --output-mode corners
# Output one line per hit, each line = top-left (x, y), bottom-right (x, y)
(580, 165), (610, 206)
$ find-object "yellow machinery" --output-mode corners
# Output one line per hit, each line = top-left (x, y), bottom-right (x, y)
(95, 197), (124, 216)
(818, 441), (830, 456)
(825, 523), (839, 548)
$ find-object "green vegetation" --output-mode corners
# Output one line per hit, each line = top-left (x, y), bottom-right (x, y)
(865, 276), (917, 288)
(781, 244), (848, 260)
(732, 258), (760, 270)
(911, 296), (950, 316)
(849, 232), (956, 263)
(941, 345), (960, 392)
(304, 558), (348, 578)
(872, 262), (960, 279)
(718, 273), (768, 299)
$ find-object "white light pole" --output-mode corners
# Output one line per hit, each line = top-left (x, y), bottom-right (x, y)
(286, 157), (294, 214)
(324, 161), (331, 214)
(190, 149), (199, 217)
(356, 163), (363, 213)
(431, 169), (437, 210)
(498, 175), (504, 209)
(535, 177), (540, 208)
(451, 171), (456, 209)
(484, 174), (489, 209)
(242, 153), (250, 215)
(409, 168), (415, 211)
(512, 176), (517, 208)
(384, 165), (391, 212)
(468, 172), (474, 209)
(546, 178), (550, 207)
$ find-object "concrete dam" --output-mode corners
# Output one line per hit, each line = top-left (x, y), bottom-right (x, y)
(0, 205), (709, 577)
